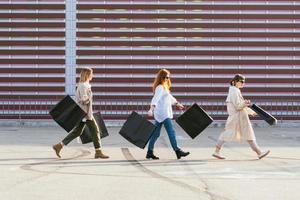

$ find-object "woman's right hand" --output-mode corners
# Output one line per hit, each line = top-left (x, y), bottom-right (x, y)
(245, 99), (251, 106)
(148, 105), (155, 117)
(147, 109), (153, 117)
(148, 109), (153, 117)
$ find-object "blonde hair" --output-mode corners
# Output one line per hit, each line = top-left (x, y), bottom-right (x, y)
(79, 67), (93, 83)
(230, 74), (245, 86)
(152, 69), (171, 93)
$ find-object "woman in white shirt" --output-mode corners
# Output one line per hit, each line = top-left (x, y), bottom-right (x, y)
(212, 74), (270, 159)
(147, 69), (190, 159)
(53, 67), (109, 159)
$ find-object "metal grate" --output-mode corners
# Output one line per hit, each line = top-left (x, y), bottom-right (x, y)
(0, 0), (299, 120)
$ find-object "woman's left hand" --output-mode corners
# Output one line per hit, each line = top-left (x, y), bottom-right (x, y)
(245, 99), (252, 106)
(176, 102), (185, 110)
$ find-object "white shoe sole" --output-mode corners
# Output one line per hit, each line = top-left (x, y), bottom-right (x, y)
(258, 150), (270, 159)
(212, 153), (225, 159)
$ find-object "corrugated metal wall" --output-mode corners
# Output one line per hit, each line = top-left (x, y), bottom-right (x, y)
(0, 1), (65, 119)
(1, 0), (299, 120)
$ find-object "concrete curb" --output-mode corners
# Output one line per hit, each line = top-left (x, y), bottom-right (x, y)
(0, 119), (299, 128)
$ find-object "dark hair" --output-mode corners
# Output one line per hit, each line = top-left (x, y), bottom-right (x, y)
(230, 74), (245, 86)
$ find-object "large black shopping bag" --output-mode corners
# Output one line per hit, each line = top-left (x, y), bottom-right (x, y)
(49, 95), (86, 132)
(119, 111), (156, 149)
(250, 104), (277, 125)
(80, 112), (109, 144)
(176, 103), (213, 139)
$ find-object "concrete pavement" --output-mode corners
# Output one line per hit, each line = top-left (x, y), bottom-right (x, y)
(0, 124), (299, 200)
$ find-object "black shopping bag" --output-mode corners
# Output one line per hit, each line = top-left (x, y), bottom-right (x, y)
(119, 111), (156, 149)
(49, 95), (86, 132)
(176, 103), (213, 139)
(250, 104), (277, 125)
(80, 112), (109, 144)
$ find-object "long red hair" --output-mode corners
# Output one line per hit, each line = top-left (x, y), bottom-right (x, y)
(152, 69), (171, 93)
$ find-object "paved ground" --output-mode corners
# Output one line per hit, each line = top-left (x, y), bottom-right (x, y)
(0, 123), (299, 200)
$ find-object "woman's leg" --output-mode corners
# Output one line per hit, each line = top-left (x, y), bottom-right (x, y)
(247, 140), (261, 155)
(215, 140), (226, 153)
(163, 118), (189, 159)
(62, 122), (86, 145)
(53, 122), (85, 158)
(212, 139), (226, 159)
(147, 121), (162, 151)
(248, 140), (270, 159)
(163, 118), (179, 151)
(86, 118), (101, 149)
(86, 118), (109, 159)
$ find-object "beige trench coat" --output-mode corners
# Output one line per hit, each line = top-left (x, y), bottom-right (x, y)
(218, 86), (256, 141)
(75, 82), (93, 120)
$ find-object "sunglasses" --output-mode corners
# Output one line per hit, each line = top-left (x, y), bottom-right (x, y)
(162, 76), (170, 79)
(239, 80), (245, 83)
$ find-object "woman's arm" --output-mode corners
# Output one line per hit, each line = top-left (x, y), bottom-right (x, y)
(150, 85), (164, 106)
(148, 105), (155, 117)
(246, 107), (256, 116)
(77, 84), (91, 104)
(170, 94), (184, 110)
(230, 88), (247, 110)
(148, 85), (164, 116)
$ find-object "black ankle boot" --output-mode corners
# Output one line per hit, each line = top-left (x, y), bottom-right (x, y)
(175, 149), (190, 159)
(146, 150), (159, 160)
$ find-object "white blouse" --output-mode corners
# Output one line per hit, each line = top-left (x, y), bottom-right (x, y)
(151, 85), (177, 123)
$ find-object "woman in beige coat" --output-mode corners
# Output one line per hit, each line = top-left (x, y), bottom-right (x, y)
(212, 74), (270, 159)
(52, 67), (109, 159)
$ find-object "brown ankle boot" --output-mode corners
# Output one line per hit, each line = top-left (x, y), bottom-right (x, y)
(52, 143), (63, 158)
(95, 149), (109, 159)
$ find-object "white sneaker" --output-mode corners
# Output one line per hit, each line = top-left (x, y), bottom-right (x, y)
(258, 150), (270, 159)
(212, 152), (225, 159)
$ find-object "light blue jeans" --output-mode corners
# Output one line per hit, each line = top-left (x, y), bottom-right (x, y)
(148, 118), (179, 151)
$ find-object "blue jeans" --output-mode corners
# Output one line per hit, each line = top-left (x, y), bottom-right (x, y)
(148, 118), (179, 151)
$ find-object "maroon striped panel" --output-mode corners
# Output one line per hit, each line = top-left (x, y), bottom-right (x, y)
(0, 1), (66, 119)
(76, 0), (300, 120)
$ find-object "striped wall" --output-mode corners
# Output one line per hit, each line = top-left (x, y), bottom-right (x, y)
(0, 1), (65, 119)
(0, 0), (299, 121)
